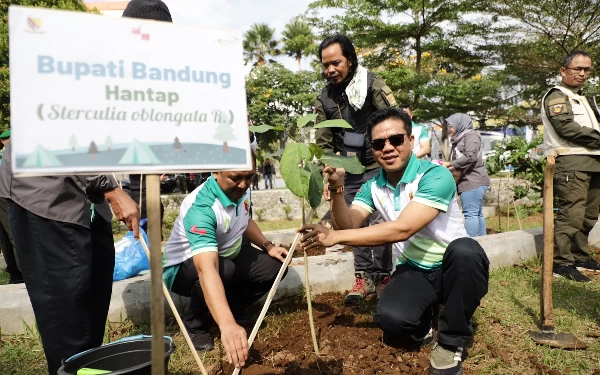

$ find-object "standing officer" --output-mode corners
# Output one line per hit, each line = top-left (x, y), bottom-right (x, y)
(314, 34), (396, 303)
(541, 50), (600, 282)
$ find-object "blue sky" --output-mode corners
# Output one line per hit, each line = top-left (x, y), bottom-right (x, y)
(85, 0), (316, 71)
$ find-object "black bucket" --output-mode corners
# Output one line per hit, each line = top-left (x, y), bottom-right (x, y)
(58, 335), (175, 375)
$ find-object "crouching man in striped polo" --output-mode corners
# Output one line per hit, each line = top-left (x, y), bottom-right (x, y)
(299, 107), (489, 375)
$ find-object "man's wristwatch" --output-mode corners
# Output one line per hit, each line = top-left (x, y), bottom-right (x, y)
(262, 240), (275, 250)
(327, 185), (344, 193)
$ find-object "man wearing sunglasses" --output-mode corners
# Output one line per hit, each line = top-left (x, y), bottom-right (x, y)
(314, 34), (397, 304)
(299, 107), (489, 375)
(541, 50), (600, 282)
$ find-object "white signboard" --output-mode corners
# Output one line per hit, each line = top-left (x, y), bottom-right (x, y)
(9, 6), (251, 175)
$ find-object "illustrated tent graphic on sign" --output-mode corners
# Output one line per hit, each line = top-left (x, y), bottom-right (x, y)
(118, 139), (161, 165)
(23, 145), (63, 168)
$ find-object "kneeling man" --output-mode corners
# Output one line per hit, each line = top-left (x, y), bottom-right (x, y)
(300, 107), (489, 375)
(162, 155), (288, 368)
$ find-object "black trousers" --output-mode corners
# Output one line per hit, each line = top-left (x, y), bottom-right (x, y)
(9, 202), (115, 375)
(553, 170), (600, 266)
(0, 197), (22, 281)
(322, 168), (393, 280)
(171, 244), (285, 333)
(374, 238), (489, 348)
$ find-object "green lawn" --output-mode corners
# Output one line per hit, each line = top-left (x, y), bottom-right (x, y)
(2, 258), (600, 374)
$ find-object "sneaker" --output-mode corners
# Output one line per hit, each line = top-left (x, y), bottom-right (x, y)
(188, 330), (214, 351)
(429, 343), (463, 375)
(375, 275), (391, 299)
(411, 327), (435, 347)
(575, 259), (600, 272)
(344, 271), (376, 305)
(553, 265), (591, 282)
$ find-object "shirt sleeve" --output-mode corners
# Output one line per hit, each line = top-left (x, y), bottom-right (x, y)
(419, 126), (430, 141)
(544, 89), (600, 149)
(352, 181), (375, 214)
(413, 166), (456, 212)
(372, 76), (398, 109)
(182, 204), (219, 255)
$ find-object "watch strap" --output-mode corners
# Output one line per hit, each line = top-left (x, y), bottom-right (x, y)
(328, 185), (344, 193)
(262, 240), (275, 250)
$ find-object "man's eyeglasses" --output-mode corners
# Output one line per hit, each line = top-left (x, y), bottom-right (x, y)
(371, 134), (406, 151)
(567, 67), (593, 74)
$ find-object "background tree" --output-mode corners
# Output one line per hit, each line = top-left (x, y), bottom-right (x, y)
(0, 0), (91, 131)
(246, 63), (323, 152)
(282, 17), (316, 71)
(479, 0), (600, 108)
(243, 23), (279, 66)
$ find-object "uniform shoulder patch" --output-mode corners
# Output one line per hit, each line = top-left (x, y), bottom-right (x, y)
(550, 103), (565, 115)
(381, 85), (397, 107)
(549, 103), (567, 115)
(548, 97), (566, 106)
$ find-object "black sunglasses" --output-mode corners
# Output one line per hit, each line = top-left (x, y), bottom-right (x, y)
(371, 134), (406, 151)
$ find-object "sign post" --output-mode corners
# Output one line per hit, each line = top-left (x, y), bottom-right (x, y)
(9, 6), (252, 373)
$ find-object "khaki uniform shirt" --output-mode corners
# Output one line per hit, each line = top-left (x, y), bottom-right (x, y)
(543, 84), (600, 173)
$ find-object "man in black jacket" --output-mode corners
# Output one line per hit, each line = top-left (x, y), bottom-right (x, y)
(315, 34), (397, 304)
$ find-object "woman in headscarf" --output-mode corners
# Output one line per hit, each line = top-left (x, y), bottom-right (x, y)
(443, 113), (491, 237)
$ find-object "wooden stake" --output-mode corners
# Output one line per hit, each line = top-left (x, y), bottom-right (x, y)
(541, 156), (555, 329)
(146, 175), (164, 375)
(507, 170), (510, 230)
(304, 249), (319, 355)
(513, 196), (522, 231)
(139, 237), (209, 375)
(232, 233), (301, 375)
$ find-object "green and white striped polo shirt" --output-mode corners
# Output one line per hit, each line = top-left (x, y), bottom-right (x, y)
(162, 176), (251, 289)
(353, 154), (467, 270)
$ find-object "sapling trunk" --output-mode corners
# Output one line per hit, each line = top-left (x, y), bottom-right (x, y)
(304, 249), (319, 355)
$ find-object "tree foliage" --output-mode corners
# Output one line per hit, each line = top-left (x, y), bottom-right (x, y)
(243, 23), (279, 66)
(282, 17), (316, 71)
(479, 0), (600, 103)
(246, 63), (323, 151)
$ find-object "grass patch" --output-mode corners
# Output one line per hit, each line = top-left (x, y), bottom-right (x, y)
(467, 257), (600, 374)
(0, 267), (8, 286)
(3, 259), (599, 374)
(256, 219), (304, 232)
(486, 212), (543, 233)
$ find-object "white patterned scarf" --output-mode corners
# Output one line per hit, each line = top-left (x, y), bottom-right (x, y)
(346, 65), (369, 111)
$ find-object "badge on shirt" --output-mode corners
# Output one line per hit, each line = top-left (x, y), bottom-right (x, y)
(551, 104), (565, 115)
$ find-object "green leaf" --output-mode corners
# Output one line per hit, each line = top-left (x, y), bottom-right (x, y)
(313, 119), (353, 129)
(309, 144), (325, 159)
(280, 142), (312, 198)
(305, 162), (324, 209)
(248, 125), (282, 133)
(263, 149), (284, 159)
(319, 153), (366, 174)
(297, 114), (318, 128)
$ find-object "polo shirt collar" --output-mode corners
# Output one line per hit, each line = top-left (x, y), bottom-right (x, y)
(208, 176), (245, 208)
(375, 153), (420, 188)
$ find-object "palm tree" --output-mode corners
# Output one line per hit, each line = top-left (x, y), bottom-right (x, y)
(243, 23), (279, 66)
(281, 18), (315, 71)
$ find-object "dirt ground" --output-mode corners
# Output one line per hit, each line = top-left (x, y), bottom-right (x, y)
(221, 293), (437, 375)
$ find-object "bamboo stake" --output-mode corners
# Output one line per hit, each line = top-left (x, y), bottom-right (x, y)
(304, 249), (319, 355)
(146, 175), (164, 375)
(232, 233), (301, 375)
(139, 237), (209, 375)
(497, 175), (501, 232)
(507, 170), (510, 230)
(513, 196), (523, 231)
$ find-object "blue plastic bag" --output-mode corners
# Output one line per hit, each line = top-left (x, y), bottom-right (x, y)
(113, 227), (150, 282)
